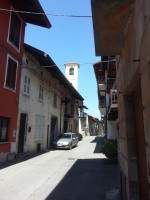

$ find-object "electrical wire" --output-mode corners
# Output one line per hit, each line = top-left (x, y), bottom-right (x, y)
(0, 8), (92, 18)
(22, 59), (116, 69)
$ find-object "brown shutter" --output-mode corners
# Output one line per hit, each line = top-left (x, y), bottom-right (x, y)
(6, 57), (17, 90)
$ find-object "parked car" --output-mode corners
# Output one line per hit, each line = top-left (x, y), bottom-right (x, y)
(53, 133), (78, 150)
(75, 133), (83, 141)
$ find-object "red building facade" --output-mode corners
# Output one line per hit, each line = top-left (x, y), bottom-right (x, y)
(0, 0), (50, 162)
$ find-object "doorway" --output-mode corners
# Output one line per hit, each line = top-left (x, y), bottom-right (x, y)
(18, 113), (27, 153)
(50, 117), (58, 146)
(64, 120), (68, 133)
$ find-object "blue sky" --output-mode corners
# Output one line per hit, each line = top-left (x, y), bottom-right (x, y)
(24, 0), (101, 119)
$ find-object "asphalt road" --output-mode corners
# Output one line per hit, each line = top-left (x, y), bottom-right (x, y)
(0, 136), (119, 200)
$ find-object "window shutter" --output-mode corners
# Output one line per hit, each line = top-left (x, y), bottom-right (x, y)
(6, 57), (17, 90)
(9, 12), (21, 49)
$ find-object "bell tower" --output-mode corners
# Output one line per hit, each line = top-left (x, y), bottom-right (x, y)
(64, 63), (80, 91)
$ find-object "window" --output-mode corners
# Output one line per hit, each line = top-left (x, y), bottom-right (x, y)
(8, 12), (21, 50)
(0, 117), (9, 142)
(23, 75), (30, 95)
(5, 55), (18, 90)
(35, 116), (44, 140)
(111, 90), (117, 104)
(54, 93), (57, 108)
(69, 68), (74, 75)
(39, 85), (43, 101)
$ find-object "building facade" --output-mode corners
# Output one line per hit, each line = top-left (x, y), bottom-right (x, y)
(92, 0), (150, 199)
(93, 58), (118, 140)
(16, 44), (84, 154)
(0, 0), (50, 163)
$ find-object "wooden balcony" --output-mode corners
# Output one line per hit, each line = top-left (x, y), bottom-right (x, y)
(79, 111), (86, 119)
(99, 98), (106, 116)
(107, 90), (118, 120)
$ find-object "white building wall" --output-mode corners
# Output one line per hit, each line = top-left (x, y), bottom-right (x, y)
(107, 120), (117, 139)
(17, 53), (83, 155)
(17, 53), (63, 153)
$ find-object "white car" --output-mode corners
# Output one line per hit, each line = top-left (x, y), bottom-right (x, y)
(54, 133), (78, 150)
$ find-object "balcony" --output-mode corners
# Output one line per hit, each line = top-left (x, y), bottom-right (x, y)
(64, 104), (74, 118)
(107, 90), (118, 120)
(79, 111), (86, 119)
(98, 83), (106, 90)
(99, 99), (106, 116)
(98, 74), (106, 96)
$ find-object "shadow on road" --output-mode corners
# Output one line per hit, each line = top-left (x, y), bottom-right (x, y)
(46, 158), (119, 200)
(0, 150), (53, 170)
(90, 136), (106, 153)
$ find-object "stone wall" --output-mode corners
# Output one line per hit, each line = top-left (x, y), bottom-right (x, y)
(117, 0), (150, 199)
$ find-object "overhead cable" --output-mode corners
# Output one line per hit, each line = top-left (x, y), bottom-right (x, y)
(0, 8), (92, 18)
(22, 60), (116, 69)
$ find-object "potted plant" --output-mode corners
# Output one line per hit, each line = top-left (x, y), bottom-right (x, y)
(102, 139), (118, 163)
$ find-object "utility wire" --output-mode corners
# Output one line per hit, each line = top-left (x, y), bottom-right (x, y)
(22, 60), (116, 69)
(0, 8), (92, 18)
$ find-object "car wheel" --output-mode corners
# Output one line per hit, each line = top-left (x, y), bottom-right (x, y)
(69, 144), (72, 150)
(76, 142), (78, 147)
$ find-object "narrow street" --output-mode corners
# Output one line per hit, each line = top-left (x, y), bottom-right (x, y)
(0, 136), (119, 200)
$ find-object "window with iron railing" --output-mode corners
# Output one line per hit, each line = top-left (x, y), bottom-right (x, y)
(111, 90), (117, 104)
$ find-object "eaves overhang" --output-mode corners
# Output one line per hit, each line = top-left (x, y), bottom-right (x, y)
(91, 0), (135, 56)
(24, 43), (84, 101)
(12, 0), (51, 28)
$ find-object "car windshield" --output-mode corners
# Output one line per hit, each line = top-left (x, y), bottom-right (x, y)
(61, 134), (71, 139)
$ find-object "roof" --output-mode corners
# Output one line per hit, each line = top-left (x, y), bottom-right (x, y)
(12, 0), (51, 28)
(79, 105), (88, 109)
(88, 115), (99, 121)
(91, 0), (135, 55)
(24, 43), (84, 101)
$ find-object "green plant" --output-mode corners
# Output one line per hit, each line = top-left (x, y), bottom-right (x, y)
(102, 139), (118, 158)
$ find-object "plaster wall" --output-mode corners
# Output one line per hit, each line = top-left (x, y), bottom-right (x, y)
(17, 53), (63, 153)
(107, 120), (117, 139)
(0, 0), (26, 162)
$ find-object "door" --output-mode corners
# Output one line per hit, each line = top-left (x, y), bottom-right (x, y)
(50, 117), (58, 146)
(18, 114), (27, 153)
(133, 86), (149, 199)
